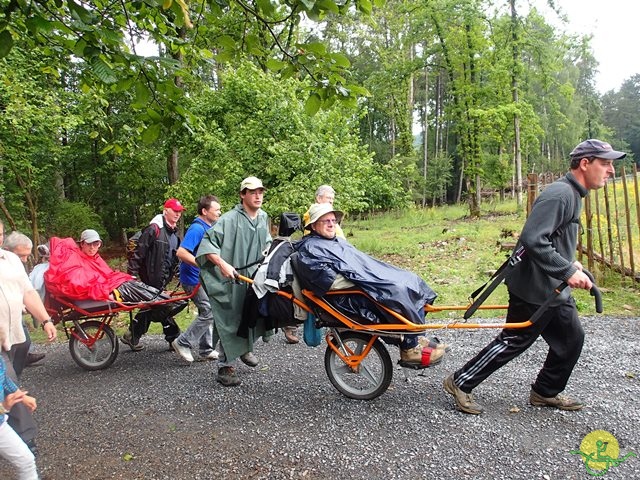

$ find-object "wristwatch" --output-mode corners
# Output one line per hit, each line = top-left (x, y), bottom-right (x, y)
(41, 318), (53, 329)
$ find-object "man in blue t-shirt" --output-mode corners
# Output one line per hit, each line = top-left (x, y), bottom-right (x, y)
(171, 195), (222, 362)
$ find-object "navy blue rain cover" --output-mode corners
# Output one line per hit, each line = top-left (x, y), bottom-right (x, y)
(295, 234), (437, 324)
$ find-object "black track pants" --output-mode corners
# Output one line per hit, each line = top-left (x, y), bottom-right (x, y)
(453, 294), (584, 397)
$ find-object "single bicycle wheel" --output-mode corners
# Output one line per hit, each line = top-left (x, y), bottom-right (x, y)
(324, 331), (393, 400)
(69, 320), (119, 371)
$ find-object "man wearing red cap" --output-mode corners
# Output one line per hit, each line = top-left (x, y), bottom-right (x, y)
(125, 198), (186, 351)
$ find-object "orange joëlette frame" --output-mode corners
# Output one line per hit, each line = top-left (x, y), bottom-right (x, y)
(235, 274), (532, 332)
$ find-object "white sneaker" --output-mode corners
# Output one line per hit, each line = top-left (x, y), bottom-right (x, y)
(171, 339), (194, 363)
(198, 350), (219, 361)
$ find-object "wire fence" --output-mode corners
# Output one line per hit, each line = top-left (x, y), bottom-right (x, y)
(527, 165), (640, 287)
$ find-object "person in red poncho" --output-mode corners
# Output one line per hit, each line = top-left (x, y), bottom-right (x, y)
(45, 230), (132, 301)
(45, 230), (186, 351)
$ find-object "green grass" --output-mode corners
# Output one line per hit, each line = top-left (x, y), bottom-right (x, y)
(345, 201), (639, 319)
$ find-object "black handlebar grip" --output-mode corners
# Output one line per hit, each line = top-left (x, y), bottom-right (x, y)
(582, 269), (603, 314)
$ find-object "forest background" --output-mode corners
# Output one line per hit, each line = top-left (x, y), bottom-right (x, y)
(1, 0), (640, 258)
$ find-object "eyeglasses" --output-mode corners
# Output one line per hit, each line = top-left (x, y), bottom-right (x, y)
(317, 218), (338, 225)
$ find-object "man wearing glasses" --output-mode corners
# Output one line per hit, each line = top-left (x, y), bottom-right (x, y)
(296, 203), (447, 368)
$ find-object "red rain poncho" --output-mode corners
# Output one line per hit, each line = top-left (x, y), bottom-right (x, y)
(45, 237), (132, 301)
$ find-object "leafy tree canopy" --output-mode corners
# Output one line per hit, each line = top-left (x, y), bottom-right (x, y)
(1, 0), (379, 137)
(168, 62), (410, 218)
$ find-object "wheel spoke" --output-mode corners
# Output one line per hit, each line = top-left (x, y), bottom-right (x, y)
(325, 332), (392, 400)
(332, 363), (352, 375)
(357, 362), (379, 385)
(69, 320), (118, 370)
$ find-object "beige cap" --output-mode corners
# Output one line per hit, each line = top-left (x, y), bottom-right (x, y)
(304, 203), (344, 230)
(240, 176), (265, 191)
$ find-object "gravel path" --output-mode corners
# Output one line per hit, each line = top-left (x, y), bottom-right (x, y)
(1, 316), (638, 480)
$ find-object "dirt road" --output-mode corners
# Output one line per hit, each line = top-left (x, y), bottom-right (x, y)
(1, 316), (638, 479)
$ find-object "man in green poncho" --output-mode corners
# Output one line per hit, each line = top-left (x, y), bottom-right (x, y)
(196, 176), (272, 386)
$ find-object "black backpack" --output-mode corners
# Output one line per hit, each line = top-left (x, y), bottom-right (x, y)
(126, 224), (160, 263)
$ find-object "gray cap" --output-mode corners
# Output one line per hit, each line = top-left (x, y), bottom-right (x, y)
(569, 139), (626, 160)
(37, 244), (50, 258)
(79, 229), (101, 243)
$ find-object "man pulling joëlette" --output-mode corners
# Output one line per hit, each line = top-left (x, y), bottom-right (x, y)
(444, 139), (627, 415)
(196, 177), (272, 387)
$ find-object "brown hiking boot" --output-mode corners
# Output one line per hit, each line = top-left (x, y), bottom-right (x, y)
(443, 374), (484, 415)
(529, 390), (584, 411)
(283, 327), (300, 344)
(399, 345), (444, 368)
(217, 367), (241, 387)
(121, 332), (144, 351)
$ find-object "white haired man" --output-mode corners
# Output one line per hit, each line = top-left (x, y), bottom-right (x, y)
(0, 220), (57, 456)
(3, 232), (46, 367)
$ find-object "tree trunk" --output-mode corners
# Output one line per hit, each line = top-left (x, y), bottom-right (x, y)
(510, 0), (523, 209)
(456, 157), (464, 204)
(14, 172), (40, 246)
(168, 147), (179, 185)
(0, 200), (18, 232)
(465, 23), (481, 217)
(167, 27), (186, 186)
(390, 112), (396, 158)
(422, 61), (429, 207)
(435, 71), (441, 153)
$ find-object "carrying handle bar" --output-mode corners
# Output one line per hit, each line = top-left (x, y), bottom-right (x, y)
(583, 269), (603, 313)
(527, 268), (602, 325)
(463, 246), (525, 320)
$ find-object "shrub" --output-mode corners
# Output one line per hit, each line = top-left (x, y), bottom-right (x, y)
(47, 201), (106, 240)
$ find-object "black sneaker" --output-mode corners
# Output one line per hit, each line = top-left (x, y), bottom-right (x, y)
(240, 352), (258, 367)
(25, 439), (39, 458)
(25, 352), (46, 366)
